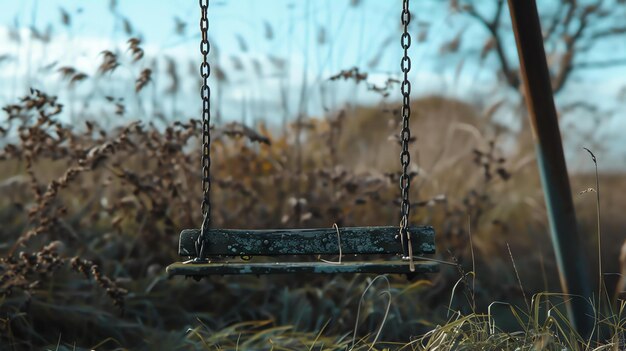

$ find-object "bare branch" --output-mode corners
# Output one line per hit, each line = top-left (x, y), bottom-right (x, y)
(551, 0), (599, 93)
(589, 26), (626, 40)
(464, 0), (519, 89)
(542, 0), (567, 41)
(575, 58), (626, 69)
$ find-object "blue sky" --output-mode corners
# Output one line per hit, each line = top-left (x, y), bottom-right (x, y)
(0, 0), (625, 169)
(0, 0), (473, 118)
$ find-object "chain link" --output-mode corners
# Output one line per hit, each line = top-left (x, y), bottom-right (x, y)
(195, 0), (211, 262)
(399, 0), (415, 271)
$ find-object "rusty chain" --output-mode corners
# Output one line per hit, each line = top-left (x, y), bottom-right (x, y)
(195, 0), (211, 262)
(399, 0), (415, 271)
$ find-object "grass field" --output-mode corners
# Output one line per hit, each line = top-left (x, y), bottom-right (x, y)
(1, 89), (625, 349)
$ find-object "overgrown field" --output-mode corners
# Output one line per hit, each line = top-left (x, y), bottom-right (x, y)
(1, 85), (625, 349)
(2, 1), (626, 348)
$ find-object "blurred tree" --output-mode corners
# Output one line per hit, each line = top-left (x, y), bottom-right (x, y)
(430, 0), (626, 158)
(446, 0), (626, 95)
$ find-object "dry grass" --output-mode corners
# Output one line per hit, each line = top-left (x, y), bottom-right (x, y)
(1, 84), (625, 349)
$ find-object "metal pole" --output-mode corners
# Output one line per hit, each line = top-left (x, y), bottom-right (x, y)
(507, 0), (593, 337)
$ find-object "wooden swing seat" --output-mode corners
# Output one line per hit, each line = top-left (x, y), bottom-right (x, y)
(166, 226), (438, 276)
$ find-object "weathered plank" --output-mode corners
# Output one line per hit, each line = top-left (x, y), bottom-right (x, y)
(166, 260), (439, 276)
(178, 226), (435, 257)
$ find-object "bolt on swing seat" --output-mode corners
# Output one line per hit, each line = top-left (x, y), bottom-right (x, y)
(166, 0), (437, 277)
(166, 226), (438, 276)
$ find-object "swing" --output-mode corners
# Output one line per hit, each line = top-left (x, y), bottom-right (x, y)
(166, 0), (438, 277)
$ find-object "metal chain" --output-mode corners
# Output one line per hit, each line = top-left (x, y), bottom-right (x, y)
(195, 0), (211, 262)
(399, 0), (415, 271)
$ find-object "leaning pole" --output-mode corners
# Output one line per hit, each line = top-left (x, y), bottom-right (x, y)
(507, 0), (594, 338)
